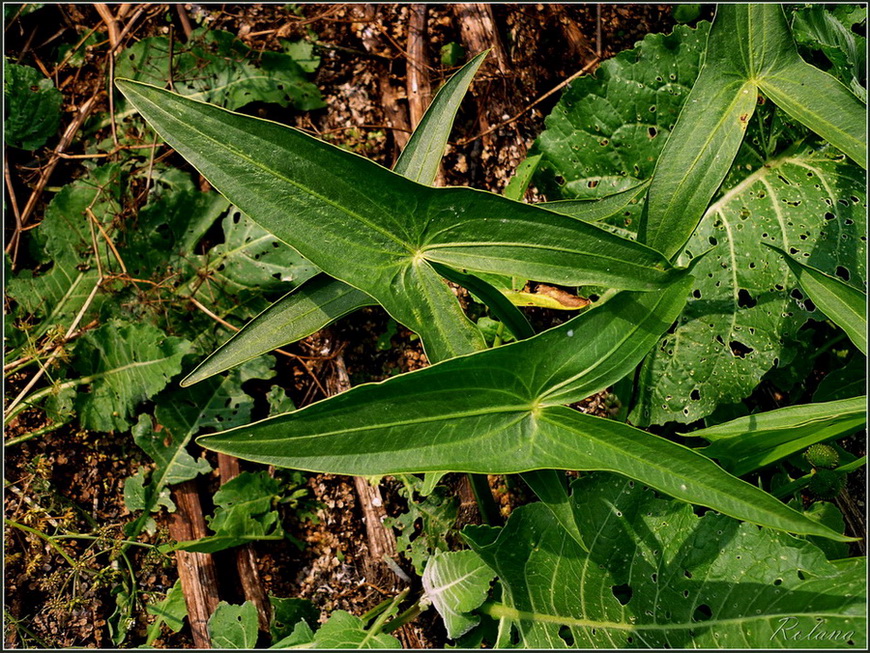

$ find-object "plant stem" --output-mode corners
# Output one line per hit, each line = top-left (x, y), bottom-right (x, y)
(4, 419), (70, 447)
(6, 519), (78, 567)
(381, 598), (428, 634)
(468, 473), (502, 526)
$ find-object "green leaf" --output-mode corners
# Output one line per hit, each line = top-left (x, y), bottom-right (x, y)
(170, 471), (285, 553)
(814, 355), (866, 402)
(199, 278), (849, 540)
(632, 144), (866, 426)
(115, 78), (679, 362)
(534, 22), (711, 223)
(183, 275), (373, 386)
(270, 596), (319, 642)
(208, 601), (259, 649)
(539, 180), (650, 223)
(394, 52), (487, 184)
(145, 579), (188, 645)
(113, 28), (323, 122)
(769, 245), (867, 355)
(465, 473), (866, 648)
(422, 550), (495, 639)
(3, 60), (62, 150)
(280, 39), (320, 74)
(70, 321), (190, 432)
(306, 610), (401, 649)
(208, 207), (320, 295)
(6, 165), (124, 338)
(695, 396), (866, 476)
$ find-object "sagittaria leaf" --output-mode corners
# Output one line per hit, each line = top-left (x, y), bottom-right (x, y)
(116, 79), (679, 363)
(199, 277), (847, 540)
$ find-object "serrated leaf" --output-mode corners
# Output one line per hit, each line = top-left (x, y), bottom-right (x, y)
(4, 60), (62, 149)
(770, 245), (867, 355)
(465, 473), (866, 648)
(170, 471), (285, 553)
(70, 321), (190, 432)
(208, 601), (259, 649)
(695, 396), (866, 476)
(113, 28), (323, 123)
(116, 78), (680, 363)
(199, 279), (848, 541)
(6, 165), (124, 338)
(422, 550), (495, 639)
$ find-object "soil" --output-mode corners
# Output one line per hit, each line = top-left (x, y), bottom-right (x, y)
(10, 4), (860, 651)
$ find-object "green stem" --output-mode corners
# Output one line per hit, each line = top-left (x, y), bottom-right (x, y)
(381, 598), (428, 634)
(4, 419), (70, 447)
(468, 473), (502, 526)
(6, 519), (77, 568)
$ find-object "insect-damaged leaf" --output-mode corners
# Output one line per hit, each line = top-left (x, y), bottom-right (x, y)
(465, 473), (866, 648)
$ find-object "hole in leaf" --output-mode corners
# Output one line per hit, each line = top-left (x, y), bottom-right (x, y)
(836, 266), (850, 281)
(611, 583), (632, 605)
(692, 289), (701, 299)
(648, 127), (658, 138)
(824, 211), (836, 220)
(693, 604), (713, 622)
(774, 578), (783, 586)
(730, 341), (754, 358)
(690, 389), (700, 401)
(558, 626), (574, 647)
(587, 179), (599, 188)
(737, 288), (756, 308)
(791, 289), (804, 300)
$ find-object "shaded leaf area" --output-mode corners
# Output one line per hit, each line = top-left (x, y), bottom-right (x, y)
(384, 475), (459, 576)
(464, 473), (866, 649)
(113, 27), (324, 125)
(533, 20), (867, 425)
(123, 356), (274, 537)
(4, 60), (62, 149)
(422, 550), (495, 639)
(144, 579), (188, 646)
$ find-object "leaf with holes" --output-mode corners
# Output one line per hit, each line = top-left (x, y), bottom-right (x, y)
(208, 601), (259, 649)
(465, 473), (866, 648)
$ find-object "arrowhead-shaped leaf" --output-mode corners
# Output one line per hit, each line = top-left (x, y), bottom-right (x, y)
(116, 79), (678, 362)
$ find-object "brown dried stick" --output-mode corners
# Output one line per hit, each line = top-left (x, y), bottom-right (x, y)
(168, 480), (221, 648)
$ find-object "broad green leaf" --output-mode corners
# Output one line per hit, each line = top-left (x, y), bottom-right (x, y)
(169, 470), (286, 553)
(520, 469), (586, 551)
(465, 473), (866, 648)
(116, 79), (679, 362)
(183, 275), (373, 386)
(3, 60), (62, 150)
(208, 207), (321, 295)
(208, 601), (259, 649)
(303, 610), (401, 649)
(534, 23), (711, 224)
(632, 144), (866, 425)
(695, 396), (866, 476)
(199, 278), (848, 540)
(145, 579), (188, 645)
(394, 51), (487, 185)
(67, 321), (190, 432)
(113, 28), (323, 124)
(422, 550), (495, 639)
(769, 245), (867, 355)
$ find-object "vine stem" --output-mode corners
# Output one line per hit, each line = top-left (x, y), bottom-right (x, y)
(6, 519), (77, 568)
